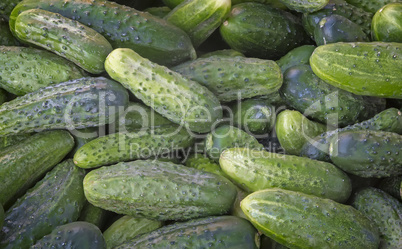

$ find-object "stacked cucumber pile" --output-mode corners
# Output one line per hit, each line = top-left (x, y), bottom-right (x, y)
(0, 0), (401, 248)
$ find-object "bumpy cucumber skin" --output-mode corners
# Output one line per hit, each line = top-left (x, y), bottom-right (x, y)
(220, 3), (309, 60)
(0, 130), (74, 208)
(276, 110), (326, 155)
(15, 9), (113, 74)
(10, 0), (196, 66)
(352, 188), (402, 248)
(0, 160), (86, 249)
(185, 154), (228, 177)
(114, 216), (259, 249)
(241, 189), (380, 249)
(74, 126), (195, 169)
(105, 48), (222, 133)
(279, 0), (329, 13)
(276, 45), (315, 73)
(378, 176), (402, 201)
(0, 19), (19, 46)
(145, 6), (171, 18)
(173, 55), (283, 102)
(372, 3), (402, 43)
(220, 148), (352, 202)
(83, 160), (237, 221)
(0, 46), (85, 96)
(310, 42), (402, 98)
(103, 216), (163, 249)
(346, 0), (401, 13)
(31, 222), (106, 249)
(78, 202), (107, 230)
(200, 49), (245, 58)
(329, 130), (402, 178)
(0, 77), (129, 136)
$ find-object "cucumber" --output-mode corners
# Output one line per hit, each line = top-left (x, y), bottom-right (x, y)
(0, 134), (31, 149)
(220, 148), (352, 202)
(231, 0), (287, 9)
(372, 3), (402, 42)
(10, 0), (196, 66)
(78, 202), (108, 231)
(204, 125), (264, 161)
(378, 176), (402, 201)
(105, 48), (222, 133)
(165, 0), (231, 47)
(0, 205), (3, 231)
(0, 160), (86, 249)
(0, 0), (20, 18)
(31, 222), (106, 249)
(0, 46), (86, 96)
(352, 188), (402, 248)
(310, 42), (402, 99)
(103, 216), (163, 249)
(345, 0), (401, 13)
(114, 216), (259, 249)
(74, 126), (195, 169)
(329, 130), (402, 178)
(173, 55), (283, 102)
(220, 3), (309, 60)
(69, 127), (99, 157)
(145, 6), (171, 18)
(0, 19), (19, 46)
(185, 154), (228, 177)
(200, 49), (245, 58)
(276, 110), (327, 155)
(0, 77), (129, 136)
(241, 189), (380, 249)
(15, 9), (113, 74)
(276, 45), (315, 73)
(83, 160), (237, 221)
(0, 130), (74, 208)
(278, 0), (329, 13)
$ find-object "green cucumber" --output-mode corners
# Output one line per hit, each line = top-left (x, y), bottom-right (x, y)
(0, 205), (3, 231)
(345, 0), (401, 13)
(0, 19), (19, 46)
(10, 0), (196, 66)
(173, 55), (282, 102)
(114, 216), (259, 249)
(145, 6), (171, 18)
(74, 126), (195, 169)
(103, 216), (163, 249)
(278, 0), (329, 13)
(69, 127), (99, 156)
(352, 187), (402, 248)
(105, 48), (222, 133)
(329, 130), (402, 177)
(31, 222), (106, 249)
(200, 49), (245, 58)
(15, 9), (113, 74)
(310, 42), (402, 99)
(0, 77), (129, 136)
(78, 202), (108, 231)
(0, 0), (20, 18)
(185, 154), (228, 177)
(231, 0), (287, 9)
(276, 45), (315, 73)
(220, 3), (309, 60)
(0, 46), (86, 96)
(0, 130), (74, 208)
(378, 176), (402, 201)
(83, 160), (237, 221)
(241, 189), (380, 249)
(0, 134), (31, 149)
(275, 110), (327, 155)
(220, 148), (352, 202)
(372, 3), (402, 42)
(0, 160), (86, 249)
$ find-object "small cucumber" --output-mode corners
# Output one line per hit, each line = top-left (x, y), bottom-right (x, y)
(276, 45), (316, 73)
(78, 202), (108, 231)
(329, 130), (402, 178)
(144, 6), (171, 18)
(220, 148), (352, 202)
(352, 188), (402, 248)
(15, 9), (113, 74)
(345, 0), (401, 13)
(372, 3), (402, 42)
(185, 154), (228, 177)
(114, 216), (259, 249)
(378, 176), (402, 201)
(310, 42), (402, 99)
(103, 216), (163, 249)
(278, 0), (329, 13)
(173, 55), (282, 102)
(105, 48), (222, 133)
(200, 49), (245, 58)
(83, 160), (237, 221)
(241, 189), (380, 249)
(0, 19), (19, 46)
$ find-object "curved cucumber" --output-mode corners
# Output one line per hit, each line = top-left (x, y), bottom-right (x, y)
(278, 0), (329, 13)
(15, 9), (113, 74)
(241, 189), (380, 249)
(310, 42), (402, 99)
(276, 45), (315, 73)
(372, 3), (402, 42)
(345, 0), (401, 13)
(378, 176), (402, 201)
(0, 19), (19, 46)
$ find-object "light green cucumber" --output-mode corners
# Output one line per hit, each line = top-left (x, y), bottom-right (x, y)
(276, 45), (316, 73)
(278, 0), (329, 13)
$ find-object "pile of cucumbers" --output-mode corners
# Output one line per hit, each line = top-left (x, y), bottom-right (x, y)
(0, 0), (401, 248)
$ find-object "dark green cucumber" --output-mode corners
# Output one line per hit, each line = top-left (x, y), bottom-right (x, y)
(276, 45), (315, 73)
(31, 222), (106, 249)
(220, 3), (309, 60)
(279, 0), (328, 13)
(0, 19), (19, 46)
(352, 187), (402, 248)
(310, 42), (402, 99)
(15, 9), (113, 74)
(0, 160), (86, 249)
(0, 134), (31, 149)
(83, 160), (237, 221)
(185, 154), (228, 177)
(231, 0), (287, 9)
(10, 0), (196, 66)
(220, 148), (352, 202)
(0, 46), (86, 96)
(345, 0), (401, 13)
(329, 130), (402, 177)
(105, 48), (222, 133)
(372, 3), (402, 42)
(242, 189), (380, 249)
(78, 202), (108, 231)
(378, 176), (402, 201)
(173, 55), (282, 102)
(145, 6), (171, 18)
(0, 0), (20, 18)
(0, 77), (129, 136)
(103, 216), (163, 249)
(0, 130), (74, 208)
(200, 49), (245, 58)
(114, 216), (259, 249)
